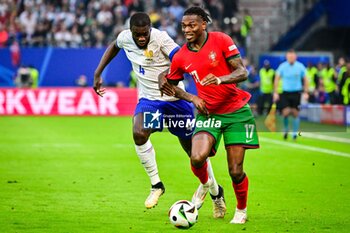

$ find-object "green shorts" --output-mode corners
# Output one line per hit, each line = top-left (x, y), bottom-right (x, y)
(193, 104), (259, 155)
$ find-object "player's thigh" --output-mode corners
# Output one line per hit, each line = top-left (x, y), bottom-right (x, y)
(226, 145), (246, 172)
(162, 99), (195, 139)
(192, 114), (223, 156)
(133, 98), (161, 139)
(133, 113), (153, 139)
(191, 132), (217, 163)
(222, 106), (259, 149)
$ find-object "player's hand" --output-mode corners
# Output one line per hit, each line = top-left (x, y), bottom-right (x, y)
(302, 92), (309, 102)
(273, 92), (279, 103)
(93, 75), (106, 97)
(191, 96), (209, 116)
(159, 76), (175, 96)
(200, 73), (221, 86)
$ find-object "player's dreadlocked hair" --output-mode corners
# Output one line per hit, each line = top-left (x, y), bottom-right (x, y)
(130, 12), (151, 28)
(183, 6), (212, 23)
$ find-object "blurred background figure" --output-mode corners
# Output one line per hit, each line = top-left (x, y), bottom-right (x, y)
(14, 65), (32, 88)
(28, 64), (39, 88)
(306, 62), (319, 103)
(339, 59), (350, 105)
(0, 21), (9, 47)
(76, 74), (88, 87)
(319, 62), (337, 104)
(128, 70), (137, 88)
(241, 58), (259, 115)
(273, 49), (308, 140)
(240, 8), (253, 55)
(258, 60), (274, 115)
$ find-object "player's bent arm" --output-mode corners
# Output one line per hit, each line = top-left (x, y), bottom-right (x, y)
(171, 85), (209, 116)
(219, 57), (248, 84)
(94, 40), (121, 77)
(158, 69), (171, 95)
(93, 40), (121, 97)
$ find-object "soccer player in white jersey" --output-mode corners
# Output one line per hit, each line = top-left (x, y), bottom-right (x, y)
(93, 12), (220, 210)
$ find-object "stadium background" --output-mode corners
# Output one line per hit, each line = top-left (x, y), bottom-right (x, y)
(0, 0), (350, 232)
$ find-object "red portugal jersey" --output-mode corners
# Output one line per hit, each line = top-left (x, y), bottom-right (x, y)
(167, 32), (250, 114)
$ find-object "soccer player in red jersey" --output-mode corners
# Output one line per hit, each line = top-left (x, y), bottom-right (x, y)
(160, 7), (259, 224)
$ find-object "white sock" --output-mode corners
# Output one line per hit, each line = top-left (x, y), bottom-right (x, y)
(207, 158), (219, 196)
(135, 140), (160, 186)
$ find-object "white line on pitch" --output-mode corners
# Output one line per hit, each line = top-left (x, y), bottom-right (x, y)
(300, 132), (350, 144)
(260, 137), (350, 158)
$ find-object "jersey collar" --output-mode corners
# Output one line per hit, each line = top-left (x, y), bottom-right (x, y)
(186, 32), (209, 52)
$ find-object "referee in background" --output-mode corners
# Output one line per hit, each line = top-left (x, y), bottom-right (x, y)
(273, 49), (309, 140)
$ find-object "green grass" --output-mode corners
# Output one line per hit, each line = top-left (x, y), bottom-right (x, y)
(0, 117), (350, 232)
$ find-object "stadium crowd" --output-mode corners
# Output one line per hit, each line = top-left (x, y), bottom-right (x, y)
(0, 0), (243, 49)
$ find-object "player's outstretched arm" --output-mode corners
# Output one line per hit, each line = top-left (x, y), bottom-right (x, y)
(93, 40), (121, 97)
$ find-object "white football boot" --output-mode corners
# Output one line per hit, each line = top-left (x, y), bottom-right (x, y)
(191, 179), (212, 209)
(230, 207), (247, 224)
(144, 183), (165, 209)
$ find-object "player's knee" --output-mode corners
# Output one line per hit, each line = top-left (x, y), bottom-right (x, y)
(190, 151), (207, 167)
(229, 167), (244, 183)
(133, 130), (149, 145)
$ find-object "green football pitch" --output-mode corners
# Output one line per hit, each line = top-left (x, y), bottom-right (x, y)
(1, 116), (349, 233)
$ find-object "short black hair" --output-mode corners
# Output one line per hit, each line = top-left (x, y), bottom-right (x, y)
(183, 6), (212, 23)
(130, 12), (151, 28)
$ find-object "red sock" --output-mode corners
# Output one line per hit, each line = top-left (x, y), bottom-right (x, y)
(232, 175), (249, 210)
(191, 161), (208, 184)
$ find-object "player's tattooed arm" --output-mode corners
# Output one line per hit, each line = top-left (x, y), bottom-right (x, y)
(221, 57), (248, 84)
(200, 56), (248, 86)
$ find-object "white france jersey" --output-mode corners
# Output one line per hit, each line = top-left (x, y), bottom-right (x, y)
(116, 28), (185, 101)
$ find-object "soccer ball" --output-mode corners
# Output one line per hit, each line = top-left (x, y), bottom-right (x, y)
(168, 200), (198, 229)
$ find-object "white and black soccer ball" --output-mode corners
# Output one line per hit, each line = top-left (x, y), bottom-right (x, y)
(168, 200), (198, 229)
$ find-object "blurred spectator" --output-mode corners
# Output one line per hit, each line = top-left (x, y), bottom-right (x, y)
(28, 65), (39, 88)
(168, 0), (185, 22)
(129, 70), (137, 88)
(241, 59), (259, 115)
(240, 9), (253, 54)
(258, 60), (275, 115)
(0, 21), (8, 47)
(339, 59), (350, 105)
(76, 74), (88, 87)
(14, 65), (33, 88)
(319, 62), (337, 104)
(159, 18), (177, 39)
(18, 6), (38, 45)
(306, 62), (319, 103)
(9, 40), (21, 67)
(336, 56), (346, 86)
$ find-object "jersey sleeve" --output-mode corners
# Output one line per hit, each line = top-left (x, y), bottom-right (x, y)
(276, 64), (283, 77)
(116, 30), (126, 49)
(219, 32), (240, 60)
(167, 53), (184, 81)
(159, 31), (180, 61)
(300, 64), (307, 79)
